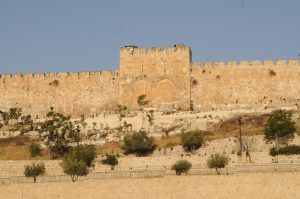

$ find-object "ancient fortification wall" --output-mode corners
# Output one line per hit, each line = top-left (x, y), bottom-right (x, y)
(0, 71), (119, 116)
(119, 44), (191, 109)
(191, 59), (300, 111)
(0, 44), (299, 116)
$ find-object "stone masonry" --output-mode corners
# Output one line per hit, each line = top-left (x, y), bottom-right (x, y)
(0, 44), (299, 116)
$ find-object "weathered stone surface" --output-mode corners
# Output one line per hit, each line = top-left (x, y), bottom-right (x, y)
(0, 45), (299, 116)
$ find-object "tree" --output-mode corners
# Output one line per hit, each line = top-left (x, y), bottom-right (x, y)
(29, 143), (42, 157)
(70, 145), (96, 167)
(181, 130), (204, 154)
(24, 163), (46, 183)
(122, 131), (156, 156)
(137, 94), (150, 110)
(137, 95), (150, 129)
(0, 108), (33, 136)
(37, 109), (82, 159)
(207, 153), (230, 175)
(116, 105), (128, 128)
(236, 117), (253, 163)
(61, 158), (88, 182)
(264, 109), (296, 146)
(101, 154), (119, 170)
(146, 110), (154, 131)
(171, 160), (192, 175)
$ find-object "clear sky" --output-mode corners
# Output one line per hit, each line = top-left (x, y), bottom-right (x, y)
(0, 0), (299, 74)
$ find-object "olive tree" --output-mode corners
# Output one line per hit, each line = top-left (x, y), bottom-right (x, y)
(181, 130), (204, 154)
(24, 162), (46, 183)
(122, 131), (156, 156)
(171, 160), (192, 175)
(264, 109), (296, 146)
(101, 154), (119, 170)
(37, 109), (83, 158)
(207, 153), (230, 175)
(70, 145), (97, 167)
(61, 158), (88, 182)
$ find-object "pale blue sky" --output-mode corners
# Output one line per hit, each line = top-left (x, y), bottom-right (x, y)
(0, 0), (299, 74)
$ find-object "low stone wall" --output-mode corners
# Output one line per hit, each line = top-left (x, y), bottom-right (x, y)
(0, 169), (165, 185)
(1, 163), (300, 185)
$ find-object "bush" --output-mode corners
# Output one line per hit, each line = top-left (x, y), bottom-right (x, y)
(101, 154), (119, 170)
(61, 158), (88, 182)
(264, 109), (296, 144)
(181, 130), (204, 153)
(171, 160), (192, 175)
(269, 145), (300, 156)
(24, 162), (46, 183)
(51, 141), (70, 159)
(269, 147), (278, 156)
(207, 153), (230, 175)
(29, 143), (42, 157)
(122, 131), (156, 156)
(70, 145), (96, 167)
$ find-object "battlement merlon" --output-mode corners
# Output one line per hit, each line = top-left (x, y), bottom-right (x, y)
(120, 44), (191, 54)
(0, 69), (119, 80)
(192, 59), (300, 69)
(119, 44), (192, 75)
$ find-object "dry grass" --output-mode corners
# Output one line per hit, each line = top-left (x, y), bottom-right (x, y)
(206, 127), (264, 141)
(155, 135), (181, 149)
(0, 137), (48, 160)
(296, 123), (300, 135)
(96, 141), (123, 155)
(1, 117), (298, 160)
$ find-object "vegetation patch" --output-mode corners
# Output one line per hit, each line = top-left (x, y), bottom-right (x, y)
(181, 130), (204, 153)
(29, 143), (42, 157)
(24, 162), (46, 183)
(268, 69), (277, 76)
(171, 160), (192, 175)
(122, 131), (156, 156)
(269, 145), (300, 156)
(207, 153), (230, 175)
(101, 154), (119, 170)
(49, 80), (59, 86)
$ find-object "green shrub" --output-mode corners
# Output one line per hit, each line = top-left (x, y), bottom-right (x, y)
(269, 145), (300, 156)
(269, 147), (278, 156)
(207, 153), (230, 175)
(70, 145), (96, 167)
(264, 109), (296, 144)
(101, 154), (119, 170)
(181, 130), (204, 153)
(122, 131), (156, 156)
(171, 160), (192, 175)
(24, 162), (46, 183)
(61, 158), (88, 182)
(29, 143), (42, 157)
(51, 141), (70, 159)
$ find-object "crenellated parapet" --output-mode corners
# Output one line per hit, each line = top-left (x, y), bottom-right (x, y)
(0, 44), (299, 116)
(192, 59), (299, 70)
(0, 69), (119, 81)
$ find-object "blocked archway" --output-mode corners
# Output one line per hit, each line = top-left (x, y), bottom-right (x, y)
(132, 80), (152, 106)
(156, 79), (175, 103)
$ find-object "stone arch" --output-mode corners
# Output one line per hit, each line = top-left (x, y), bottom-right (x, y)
(132, 80), (152, 106)
(156, 79), (175, 103)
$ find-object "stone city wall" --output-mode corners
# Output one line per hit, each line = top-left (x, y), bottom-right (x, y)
(0, 44), (299, 116)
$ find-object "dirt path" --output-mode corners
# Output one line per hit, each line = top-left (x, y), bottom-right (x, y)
(1, 172), (299, 199)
